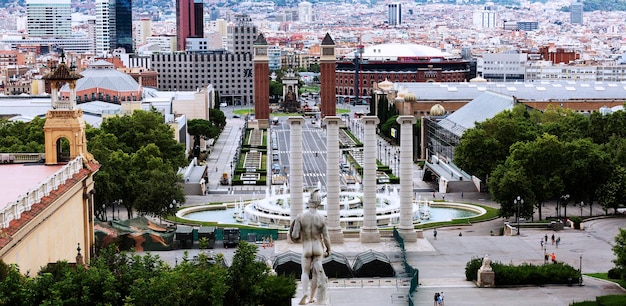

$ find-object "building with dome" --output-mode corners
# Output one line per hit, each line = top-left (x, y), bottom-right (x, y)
(59, 60), (142, 104)
(336, 43), (472, 101)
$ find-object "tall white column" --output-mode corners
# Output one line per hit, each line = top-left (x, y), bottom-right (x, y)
(360, 116), (381, 243)
(288, 117), (305, 236)
(324, 116), (344, 243)
(397, 115), (417, 242)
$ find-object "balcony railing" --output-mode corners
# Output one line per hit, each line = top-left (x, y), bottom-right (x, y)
(0, 156), (83, 228)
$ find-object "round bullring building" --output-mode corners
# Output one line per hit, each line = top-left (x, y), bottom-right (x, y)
(335, 43), (471, 100)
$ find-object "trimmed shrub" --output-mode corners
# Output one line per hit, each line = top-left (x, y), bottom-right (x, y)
(465, 257), (579, 285)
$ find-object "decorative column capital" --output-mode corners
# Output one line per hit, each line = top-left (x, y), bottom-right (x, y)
(396, 115), (416, 125)
(287, 116), (305, 125)
(361, 115), (380, 125)
(323, 116), (342, 125)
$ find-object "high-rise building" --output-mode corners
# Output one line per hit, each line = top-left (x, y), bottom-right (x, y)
(298, 1), (313, 23)
(472, 3), (498, 29)
(388, 3), (402, 26)
(115, 0), (133, 53)
(227, 14), (256, 55)
(26, 0), (72, 38)
(570, 0), (583, 24)
(176, 0), (204, 51)
(96, 0), (134, 56)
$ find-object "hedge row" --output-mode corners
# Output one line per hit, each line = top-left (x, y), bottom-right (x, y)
(465, 257), (580, 286)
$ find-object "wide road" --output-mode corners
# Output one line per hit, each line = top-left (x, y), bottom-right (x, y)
(271, 117), (333, 189)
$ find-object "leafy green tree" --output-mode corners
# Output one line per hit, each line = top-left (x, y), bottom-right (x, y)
(270, 80), (283, 98)
(0, 263), (35, 305)
(613, 228), (626, 276)
(308, 63), (320, 73)
(506, 134), (566, 221)
(598, 166), (626, 214)
(0, 117), (45, 153)
(188, 119), (219, 157)
(455, 105), (540, 183)
(225, 241), (273, 305)
(87, 110), (187, 218)
(210, 108), (227, 130)
(488, 159), (535, 219)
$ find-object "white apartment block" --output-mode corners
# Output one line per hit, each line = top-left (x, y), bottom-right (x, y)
(473, 5), (498, 29)
(298, 1), (313, 23)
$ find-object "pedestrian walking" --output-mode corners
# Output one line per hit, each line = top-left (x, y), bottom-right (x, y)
(433, 229), (438, 240)
(545, 234), (548, 243)
(550, 252), (556, 264)
(556, 236), (561, 248)
(461, 191), (464, 199)
(434, 292), (440, 306)
(442, 194), (445, 201)
(440, 291), (445, 306)
(433, 192), (436, 199)
(540, 239), (544, 248)
(437, 292), (443, 305)
(551, 234), (555, 245)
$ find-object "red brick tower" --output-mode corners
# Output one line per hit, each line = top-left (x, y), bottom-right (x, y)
(320, 33), (337, 118)
(253, 33), (270, 127)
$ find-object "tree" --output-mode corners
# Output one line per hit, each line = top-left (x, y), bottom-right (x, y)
(270, 80), (283, 98)
(87, 110), (187, 218)
(188, 119), (219, 157)
(506, 134), (566, 221)
(488, 159), (535, 219)
(613, 228), (626, 276)
(598, 166), (626, 214)
(224, 241), (268, 305)
(455, 105), (540, 183)
(210, 109), (227, 130)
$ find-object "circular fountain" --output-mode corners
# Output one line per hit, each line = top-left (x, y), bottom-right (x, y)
(179, 184), (485, 229)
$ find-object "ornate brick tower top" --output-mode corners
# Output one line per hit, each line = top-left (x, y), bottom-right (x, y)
(42, 53), (94, 165)
(320, 33), (337, 118)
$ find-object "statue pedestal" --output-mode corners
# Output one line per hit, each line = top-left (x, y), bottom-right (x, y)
(477, 269), (495, 288)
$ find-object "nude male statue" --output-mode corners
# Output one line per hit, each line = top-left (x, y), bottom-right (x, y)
(289, 189), (331, 305)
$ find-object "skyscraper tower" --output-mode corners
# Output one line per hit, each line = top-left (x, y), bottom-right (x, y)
(26, 0), (71, 38)
(388, 3), (402, 26)
(570, 0), (583, 25)
(96, 0), (133, 55)
(176, 0), (204, 51)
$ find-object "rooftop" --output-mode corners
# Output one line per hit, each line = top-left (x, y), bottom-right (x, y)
(0, 163), (63, 210)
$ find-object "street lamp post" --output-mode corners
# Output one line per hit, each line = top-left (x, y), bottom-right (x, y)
(579, 253), (583, 286)
(171, 199), (177, 224)
(580, 201), (585, 218)
(558, 194), (569, 218)
(514, 196), (523, 235)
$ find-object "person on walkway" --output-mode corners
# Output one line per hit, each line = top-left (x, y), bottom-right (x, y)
(556, 236), (561, 248)
(434, 292), (440, 306)
(440, 291), (445, 306)
(550, 252), (556, 264)
(545, 234), (548, 243)
(540, 239), (544, 249)
(437, 292), (443, 305)
(434, 229), (438, 240)
(461, 191), (464, 199)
